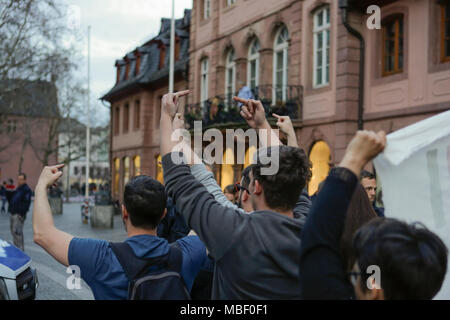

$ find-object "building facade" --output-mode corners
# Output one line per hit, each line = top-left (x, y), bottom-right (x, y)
(102, 10), (191, 202)
(0, 80), (59, 189)
(106, 0), (450, 199)
(186, 0), (450, 194)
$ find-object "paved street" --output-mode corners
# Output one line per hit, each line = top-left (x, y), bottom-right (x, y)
(0, 202), (127, 300)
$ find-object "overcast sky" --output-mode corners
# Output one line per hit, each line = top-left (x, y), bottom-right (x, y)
(61, 0), (193, 125)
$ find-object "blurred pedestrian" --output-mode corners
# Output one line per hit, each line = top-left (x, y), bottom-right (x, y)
(1, 181), (7, 214)
(360, 170), (385, 217)
(8, 173), (32, 251)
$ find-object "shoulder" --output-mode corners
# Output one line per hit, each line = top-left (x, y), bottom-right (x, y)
(68, 238), (109, 264)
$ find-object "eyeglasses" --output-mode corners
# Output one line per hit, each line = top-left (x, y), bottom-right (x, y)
(347, 271), (362, 286)
(235, 183), (250, 195)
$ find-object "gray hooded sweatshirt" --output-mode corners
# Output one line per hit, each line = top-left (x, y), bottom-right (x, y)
(163, 153), (305, 299)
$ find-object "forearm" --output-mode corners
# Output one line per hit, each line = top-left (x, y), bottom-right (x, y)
(286, 129), (299, 148)
(33, 184), (55, 237)
(160, 112), (177, 157)
(258, 121), (281, 148)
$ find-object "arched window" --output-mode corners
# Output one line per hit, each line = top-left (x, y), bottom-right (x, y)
(308, 141), (331, 196)
(313, 6), (330, 87)
(200, 58), (209, 107)
(273, 26), (289, 103)
(156, 155), (163, 184)
(123, 157), (130, 187)
(133, 155), (141, 177)
(221, 148), (235, 190)
(204, 0), (211, 20)
(247, 39), (260, 90)
(225, 48), (236, 106)
(382, 15), (404, 76)
(114, 158), (120, 196)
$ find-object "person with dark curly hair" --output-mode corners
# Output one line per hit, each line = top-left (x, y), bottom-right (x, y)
(160, 91), (312, 299)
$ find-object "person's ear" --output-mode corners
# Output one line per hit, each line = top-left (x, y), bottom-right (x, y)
(253, 179), (262, 195)
(242, 190), (249, 202)
(367, 278), (385, 300)
(121, 204), (128, 220)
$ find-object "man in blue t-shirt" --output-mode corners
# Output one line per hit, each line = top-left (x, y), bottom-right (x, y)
(32, 164), (207, 300)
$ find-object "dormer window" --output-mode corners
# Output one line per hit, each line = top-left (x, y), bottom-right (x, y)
(159, 45), (166, 69)
(135, 52), (141, 75)
(125, 59), (130, 80)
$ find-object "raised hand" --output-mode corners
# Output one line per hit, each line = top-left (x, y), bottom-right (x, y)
(273, 113), (298, 147)
(161, 90), (190, 118)
(233, 97), (267, 129)
(36, 164), (65, 189)
(340, 130), (387, 176)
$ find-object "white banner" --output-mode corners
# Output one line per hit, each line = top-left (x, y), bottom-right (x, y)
(373, 110), (450, 300)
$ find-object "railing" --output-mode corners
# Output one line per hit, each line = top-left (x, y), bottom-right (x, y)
(184, 85), (303, 130)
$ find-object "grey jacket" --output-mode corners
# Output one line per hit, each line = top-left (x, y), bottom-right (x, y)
(164, 153), (306, 299)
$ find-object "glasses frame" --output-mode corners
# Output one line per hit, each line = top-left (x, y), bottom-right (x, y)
(235, 182), (250, 195)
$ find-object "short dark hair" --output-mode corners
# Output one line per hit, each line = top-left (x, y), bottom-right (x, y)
(224, 184), (236, 195)
(251, 146), (312, 211)
(8, 178), (13, 184)
(18, 173), (26, 180)
(360, 170), (375, 180)
(241, 165), (255, 189)
(123, 175), (167, 229)
(353, 218), (448, 299)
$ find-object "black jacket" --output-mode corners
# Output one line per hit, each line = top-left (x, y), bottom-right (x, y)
(7, 184), (32, 216)
(299, 167), (358, 299)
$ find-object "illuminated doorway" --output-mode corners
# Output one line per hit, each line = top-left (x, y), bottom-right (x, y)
(244, 145), (257, 168)
(156, 155), (163, 184)
(308, 141), (331, 196)
(221, 148), (234, 190)
(133, 155), (141, 176)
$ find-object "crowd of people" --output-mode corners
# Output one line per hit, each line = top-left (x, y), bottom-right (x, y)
(30, 90), (448, 300)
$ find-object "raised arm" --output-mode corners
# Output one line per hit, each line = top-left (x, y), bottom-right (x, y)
(233, 96), (281, 148)
(273, 114), (299, 148)
(299, 130), (386, 299)
(33, 164), (74, 266)
(160, 93), (248, 261)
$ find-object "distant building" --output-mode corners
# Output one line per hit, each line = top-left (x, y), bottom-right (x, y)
(102, 10), (191, 202)
(57, 118), (110, 197)
(104, 0), (450, 199)
(0, 80), (59, 189)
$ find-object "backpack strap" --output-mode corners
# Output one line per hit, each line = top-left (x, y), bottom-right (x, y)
(109, 242), (169, 281)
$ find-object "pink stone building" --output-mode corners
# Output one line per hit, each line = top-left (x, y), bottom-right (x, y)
(0, 80), (59, 190)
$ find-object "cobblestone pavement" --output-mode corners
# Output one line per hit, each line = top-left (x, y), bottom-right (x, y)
(0, 201), (127, 300)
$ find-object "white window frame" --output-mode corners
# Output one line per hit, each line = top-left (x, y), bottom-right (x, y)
(247, 39), (260, 90)
(273, 26), (289, 104)
(200, 58), (209, 107)
(225, 49), (236, 106)
(227, 0), (236, 6)
(204, 0), (211, 20)
(313, 6), (331, 88)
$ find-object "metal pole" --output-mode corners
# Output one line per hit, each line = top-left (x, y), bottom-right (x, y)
(169, 0), (175, 93)
(83, 25), (91, 224)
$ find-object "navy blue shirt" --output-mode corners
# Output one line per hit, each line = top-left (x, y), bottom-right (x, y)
(68, 235), (207, 300)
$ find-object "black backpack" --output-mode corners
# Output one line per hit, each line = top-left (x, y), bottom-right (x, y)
(109, 241), (190, 300)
